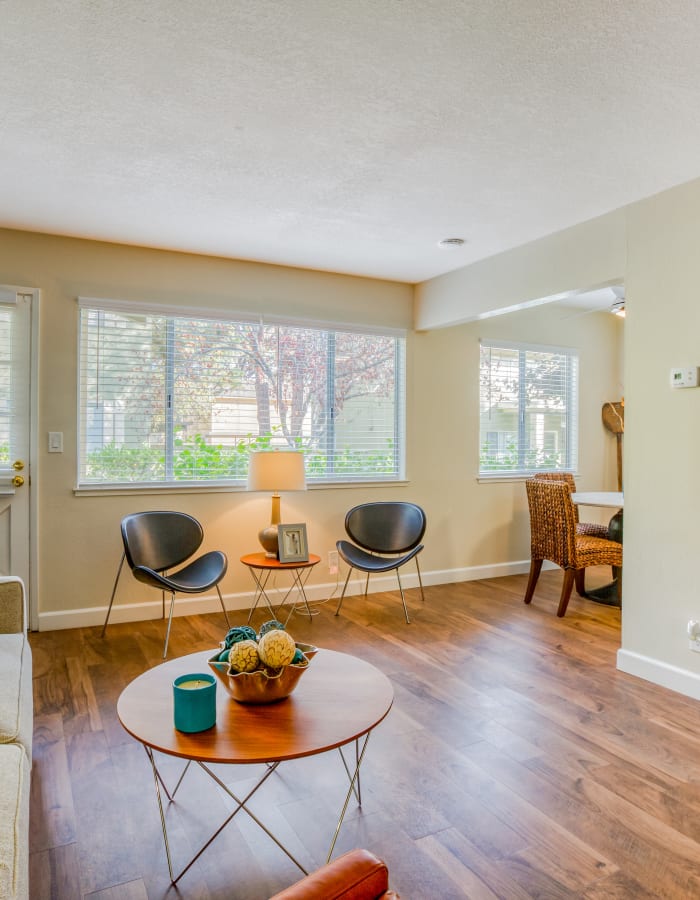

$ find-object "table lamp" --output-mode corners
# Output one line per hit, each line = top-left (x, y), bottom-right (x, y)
(247, 450), (307, 557)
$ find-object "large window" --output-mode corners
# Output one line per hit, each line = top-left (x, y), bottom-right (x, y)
(479, 340), (578, 476)
(78, 300), (405, 487)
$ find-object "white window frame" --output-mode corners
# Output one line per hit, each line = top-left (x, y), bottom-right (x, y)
(77, 299), (406, 491)
(479, 339), (579, 478)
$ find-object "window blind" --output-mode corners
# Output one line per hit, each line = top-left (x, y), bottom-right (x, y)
(78, 304), (406, 486)
(0, 305), (14, 462)
(479, 339), (579, 475)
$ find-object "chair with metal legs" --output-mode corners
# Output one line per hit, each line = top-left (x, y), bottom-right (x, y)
(101, 511), (229, 657)
(335, 501), (426, 624)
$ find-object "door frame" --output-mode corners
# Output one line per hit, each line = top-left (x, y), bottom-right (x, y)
(28, 288), (39, 631)
(4, 285), (40, 630)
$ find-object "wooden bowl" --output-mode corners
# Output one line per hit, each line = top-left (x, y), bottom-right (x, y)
(208, 642), (317, 704)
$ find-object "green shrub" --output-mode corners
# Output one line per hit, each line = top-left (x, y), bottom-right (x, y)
(84, 433), (396, 483)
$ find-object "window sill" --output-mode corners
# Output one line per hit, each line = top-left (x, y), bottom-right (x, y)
(477, 472), (581, 484)
(74, 479), (410, 497)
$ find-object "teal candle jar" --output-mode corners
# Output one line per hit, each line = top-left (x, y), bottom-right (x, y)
(173, 673), (217, 733)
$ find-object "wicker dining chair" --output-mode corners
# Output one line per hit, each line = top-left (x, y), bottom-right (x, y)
(531, 472), (610, 539)
(524, 478), (622, 617)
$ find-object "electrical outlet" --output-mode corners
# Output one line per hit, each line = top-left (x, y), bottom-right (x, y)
(688, 620), (700, 652)
(328, 550), (339, 574)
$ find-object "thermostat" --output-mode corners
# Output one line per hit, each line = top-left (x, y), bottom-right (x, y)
(670, 367), (699, 388)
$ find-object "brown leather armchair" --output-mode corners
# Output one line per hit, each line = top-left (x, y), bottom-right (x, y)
(268, 849), (399, 899)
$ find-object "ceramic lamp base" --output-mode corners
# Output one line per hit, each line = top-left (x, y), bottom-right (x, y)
(258, 523), (279, 558)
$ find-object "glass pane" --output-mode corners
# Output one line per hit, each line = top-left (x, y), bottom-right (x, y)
(523, 350), (570, 470)
(479, 345), (520, 472)
(480, 343), (578, 474)
(326, 331), (399, 479)
(171, 318), (251, 481)
(0, 308), (11, 463)
(79, 306), (405, 485)
(80, 310), (166, 482)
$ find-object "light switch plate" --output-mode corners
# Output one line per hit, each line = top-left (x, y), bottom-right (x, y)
(48, 432), (63, 452)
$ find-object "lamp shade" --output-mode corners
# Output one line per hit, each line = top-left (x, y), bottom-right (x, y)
(247, 451), (307, 557)
(247, 451), (306, 493)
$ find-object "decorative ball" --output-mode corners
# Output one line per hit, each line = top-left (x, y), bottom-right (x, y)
(224, 625), (257, 648)
(258, 630), (296, 668)
(228, 640), (260, 673)
(218, 648), (232, 662)
(291, 648), (307, 666)
(259, 619), (285, 638)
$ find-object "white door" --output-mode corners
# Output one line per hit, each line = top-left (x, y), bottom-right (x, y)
(0, 287), (35, 621)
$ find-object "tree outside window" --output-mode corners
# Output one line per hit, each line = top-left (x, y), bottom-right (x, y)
(78, 305), (405, 486)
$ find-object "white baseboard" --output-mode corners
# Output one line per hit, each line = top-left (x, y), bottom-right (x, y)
(36, 559), (546, 631)
(408, 559), (555, 587)
(38, 591), (256, 632)
(616, 649), (700, 702)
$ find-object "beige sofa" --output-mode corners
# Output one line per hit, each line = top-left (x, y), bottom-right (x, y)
(0, 577), (31, 900)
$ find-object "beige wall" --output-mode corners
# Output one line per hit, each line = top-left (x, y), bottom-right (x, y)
(0, 228), (413, 627)
(415, 173), (700, 700)
(619, 178), (700, 695)
(411, 305), (622, 578)
(0, 227), (620, 633)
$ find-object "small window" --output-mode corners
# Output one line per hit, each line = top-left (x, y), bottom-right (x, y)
(479, 340), (578, 476)
(78, 301), (406, 488)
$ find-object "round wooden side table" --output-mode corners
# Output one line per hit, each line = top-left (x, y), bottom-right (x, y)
(240, 552), (321, 624)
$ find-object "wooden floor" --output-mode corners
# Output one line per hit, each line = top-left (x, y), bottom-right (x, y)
(28, 570), (700, 899)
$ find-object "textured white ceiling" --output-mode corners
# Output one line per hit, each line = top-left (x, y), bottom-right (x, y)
(2, 1), (700, 283)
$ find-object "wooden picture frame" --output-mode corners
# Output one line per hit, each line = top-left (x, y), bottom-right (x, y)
(278, 523), (309, 563)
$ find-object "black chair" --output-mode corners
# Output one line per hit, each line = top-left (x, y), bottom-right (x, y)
(335, 501), (426, 623)
(101, 511), (230, 658)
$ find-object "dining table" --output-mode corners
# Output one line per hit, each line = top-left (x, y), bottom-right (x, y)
(571, 491), (623, 605)
(571, 491), (623, 510)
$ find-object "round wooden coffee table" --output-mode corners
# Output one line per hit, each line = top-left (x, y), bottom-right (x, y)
(117, 648), (393, 885)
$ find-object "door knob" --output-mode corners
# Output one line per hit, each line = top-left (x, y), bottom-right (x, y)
(12, 460), (24, 471)
(12, 475), (24, 488)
